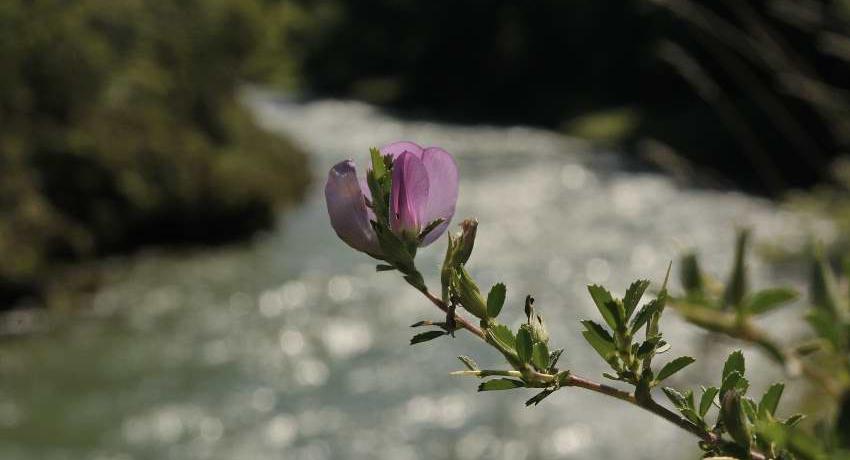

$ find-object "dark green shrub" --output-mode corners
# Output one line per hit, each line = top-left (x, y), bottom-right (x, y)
(0, 0), (310, 305)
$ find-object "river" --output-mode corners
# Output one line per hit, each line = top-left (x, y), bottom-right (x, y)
(0, 89), (828, 459)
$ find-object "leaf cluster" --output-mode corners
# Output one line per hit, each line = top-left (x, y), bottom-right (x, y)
(582, 272), (695, 393)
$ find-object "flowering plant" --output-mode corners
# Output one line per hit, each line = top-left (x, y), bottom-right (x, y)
(325, 143), (848, 460)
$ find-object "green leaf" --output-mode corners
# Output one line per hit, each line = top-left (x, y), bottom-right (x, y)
(478, 379), (525, 391)
(680, 407), (702, 426)
(806, 309), (842, 348)
(581, 320), (616, 361)
(636, 337), (659, 359)
(758, 382), (784, 418)
(663, 387), (687, 409)
(486, 283), (506, 319)
(548, 349), (564, 369)
(606, 300), (626, 331)
(458, 355), (479, 371)
(723, 350), (746, 382)
(489, 323), (516, 351)
(741, 397), (757, 422)
(410, 330), (446, 345)
(532, 342), (550, 370)
(516, 327), (533, 364)
(721, 371), (749, 398)
(783, 414), (805, 427)
(656, 356), (696, 382)
(811, 249), (842, 317)
(723, 229), (750, 310)
(700, 387), (719, 417)
(745, 288), (798, 315)
(623, 279), (650, 318)
(838, 392), (850, 450)
(525, 389), (555, 406)
(630, 299), (660, 334)
(680, 252), (704, 296)
(588, 285), (618, 329)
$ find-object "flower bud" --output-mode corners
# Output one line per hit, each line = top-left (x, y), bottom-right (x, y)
(524, 296), (549, 344)
(721, 390), (752, 449)
(453, 219), (478, 266)
(452, 265), (488, 320)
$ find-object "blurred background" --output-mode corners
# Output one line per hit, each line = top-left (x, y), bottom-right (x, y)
(1, 0), (849, 459)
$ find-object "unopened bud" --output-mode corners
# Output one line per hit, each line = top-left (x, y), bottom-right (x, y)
(524, 296), (549, 344)
(454, 219), (478, 266)
(453, 265), (488, 319)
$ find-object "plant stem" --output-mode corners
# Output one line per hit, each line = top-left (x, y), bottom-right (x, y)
(676, 304), (843, 397)
(412, 283), (768, 459)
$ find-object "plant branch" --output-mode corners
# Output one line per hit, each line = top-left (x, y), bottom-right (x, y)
(674, 304), (843, 398)
(410, 282), (768, 459)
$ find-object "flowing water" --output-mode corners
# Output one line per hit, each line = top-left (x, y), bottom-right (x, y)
(0, 89), (830, 460)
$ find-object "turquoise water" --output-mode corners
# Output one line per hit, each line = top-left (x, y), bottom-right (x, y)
(0, 90), (826, 459)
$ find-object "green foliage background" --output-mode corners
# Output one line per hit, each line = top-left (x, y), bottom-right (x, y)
(0, 0), (311, 304)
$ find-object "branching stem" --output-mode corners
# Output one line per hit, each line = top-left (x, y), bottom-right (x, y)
(411, 281), (768, 460)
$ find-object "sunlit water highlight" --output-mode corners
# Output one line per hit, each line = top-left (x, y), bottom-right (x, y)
(0, 89), (831, 459)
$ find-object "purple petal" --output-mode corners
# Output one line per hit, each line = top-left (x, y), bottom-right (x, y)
(380, 141), (423, 160)
(418, 147), (459, 246)
(390, 152), (429, 237)
(325, 160), (382, 256)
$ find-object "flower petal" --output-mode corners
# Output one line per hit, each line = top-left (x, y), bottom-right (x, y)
(390, 151), (429, 237)
(380, 141), (423, 160)
(325, 160), (381, 256)
(418, 147), (459, 246)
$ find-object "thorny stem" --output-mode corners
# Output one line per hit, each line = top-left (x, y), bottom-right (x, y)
(412, 282), (768, 460)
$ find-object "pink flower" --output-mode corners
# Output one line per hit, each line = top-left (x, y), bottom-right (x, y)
(325, 141), (459, 257)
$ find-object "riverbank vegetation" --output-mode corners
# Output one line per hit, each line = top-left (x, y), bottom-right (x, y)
(0, 0), (311, 307)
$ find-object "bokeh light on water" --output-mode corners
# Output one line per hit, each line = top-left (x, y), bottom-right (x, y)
(0, 90), (831, 459)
